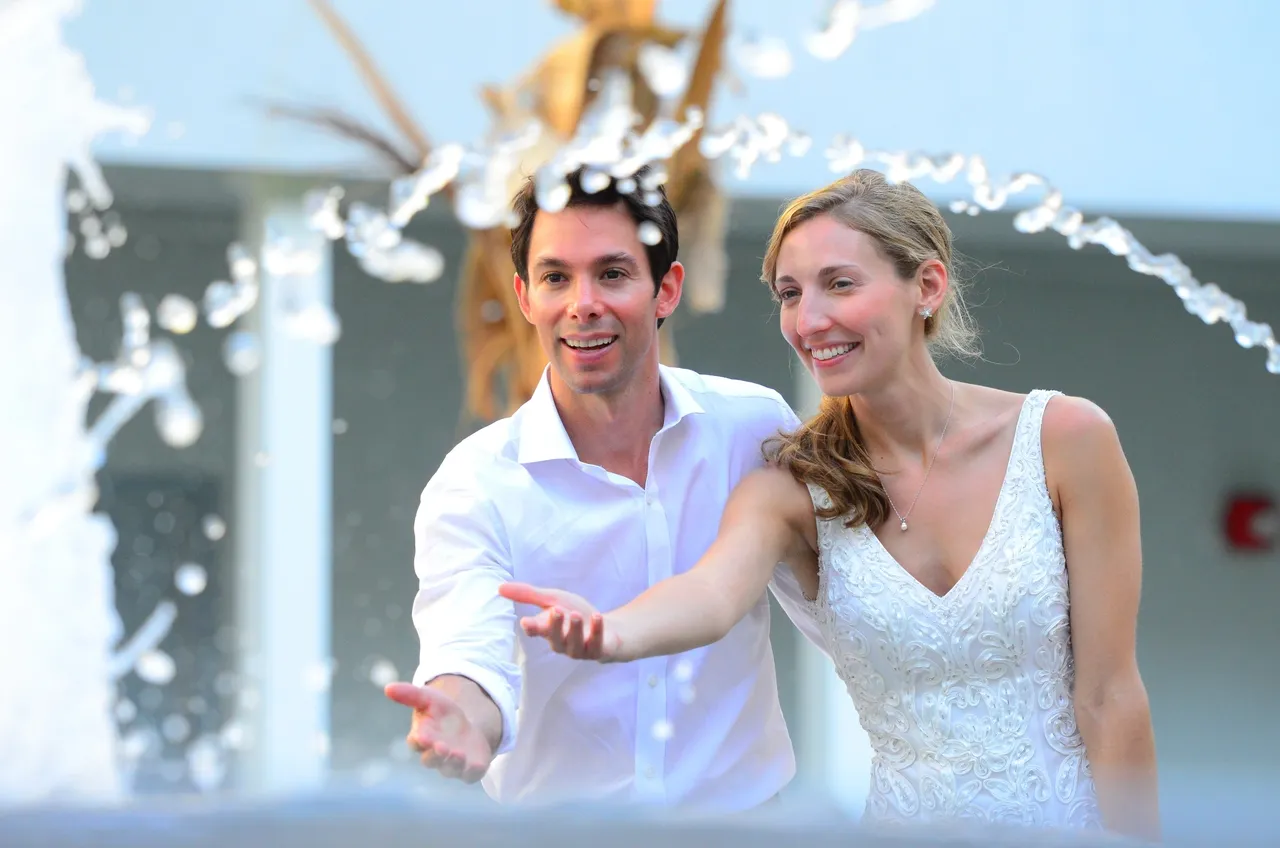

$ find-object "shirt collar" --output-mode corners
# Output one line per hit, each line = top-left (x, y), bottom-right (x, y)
(516, 364), (705, 466)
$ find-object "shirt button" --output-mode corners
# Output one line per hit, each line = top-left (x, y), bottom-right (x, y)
(647, 674), (658, 687)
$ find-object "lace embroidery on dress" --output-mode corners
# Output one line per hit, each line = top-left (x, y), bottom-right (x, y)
(806, 390), (1102, 830)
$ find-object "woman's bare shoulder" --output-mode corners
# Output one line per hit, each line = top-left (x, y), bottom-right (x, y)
(735, 463), (815, 521)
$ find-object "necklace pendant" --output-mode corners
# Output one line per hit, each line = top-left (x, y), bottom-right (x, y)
(900, 519), (909, 532)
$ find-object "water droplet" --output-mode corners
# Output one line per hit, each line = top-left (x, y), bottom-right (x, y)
(673, 659), (694, 682)
(156, 294), (198, 334)
(580, 168), (612, 194)
(1267, 345), (1280, 374)
(186, 735), (227, 791)
(358, 240), (445, 284)
(152, 510), (176, 535)
(66, 189), (88, 213)
(480, 299), (505, 323)
(305, 186), (347, 239)
(120, 727), (156, 761)
(162, 713), (191, 743)
(263, 237), (323, 278)
(637, 43), (688, 98)
(219, 721), (246, 750)
(369, 658), (398, 687)
(202, 514), (227, 541)
(536, 176), (572, 213)
(85, 235), (110, 259)
(642, 190), (663, 207)
(637, 221), (663, 246)
(734, 36), (793, 78)
(222, 330), (261, 376)
(359, 760), (392, 787)
(155, 395), (202, 448)
(227, 242), (257, 281)
(136, 650), (176, 685)
(283, 302), (341, 345)
(651, 719), (674, 740)
(787, 133), (813, 157)
(114, 698), (137, 723)
(678, 684), (696, 704)
(174, 563), (208, 596)
(332, 418), (349, 435)
(616, 177), (637, 194)
(203, 281), (241, 328)
(106, 223), (128, 247)
(1235, 321), (1271, 349)
(307, 658), (336, 693)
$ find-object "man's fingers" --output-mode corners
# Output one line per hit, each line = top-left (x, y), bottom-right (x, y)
(498, 581), (560, 608)
(420, 743), (456, 775)
(583, 612), (606, 659)
(547, 608), (569, 653)
(519, 609), (554, 638)
(564, 613), (587, 657)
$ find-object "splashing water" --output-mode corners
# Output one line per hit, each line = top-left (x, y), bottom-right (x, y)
(733, 35), (794, 79)
(3, 0), (1273, 815)
(823, 138), (1280, 372)
(0, 0), (153, 806)
(807, 0), (938, 60)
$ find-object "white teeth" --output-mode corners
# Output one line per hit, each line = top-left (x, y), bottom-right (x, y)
(565, 336), (616, 350)
(811, 343), (856, 361)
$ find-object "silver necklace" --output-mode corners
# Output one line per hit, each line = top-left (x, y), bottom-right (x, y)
(882, 380), (955, 532)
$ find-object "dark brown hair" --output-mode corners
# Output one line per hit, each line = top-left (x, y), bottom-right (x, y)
(509, 165), (679, 326)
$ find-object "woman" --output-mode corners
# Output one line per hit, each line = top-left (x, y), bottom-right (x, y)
(499, 170), (1160, 840)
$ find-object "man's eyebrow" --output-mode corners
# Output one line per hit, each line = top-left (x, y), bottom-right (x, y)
(531, 252), (641, 270)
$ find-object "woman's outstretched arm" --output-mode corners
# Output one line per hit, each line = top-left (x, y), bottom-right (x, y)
(499, 465), (815, 663)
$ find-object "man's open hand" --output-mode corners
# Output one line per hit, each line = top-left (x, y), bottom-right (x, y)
(384, 682), (494, 783)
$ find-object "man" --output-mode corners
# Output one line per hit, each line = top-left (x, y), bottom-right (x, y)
(385, 164), (821, 813)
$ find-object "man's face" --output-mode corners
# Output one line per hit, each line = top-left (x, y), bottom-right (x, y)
(515, 203), (682, 398)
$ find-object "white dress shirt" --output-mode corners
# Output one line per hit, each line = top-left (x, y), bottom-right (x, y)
(410, 365), (823, 813)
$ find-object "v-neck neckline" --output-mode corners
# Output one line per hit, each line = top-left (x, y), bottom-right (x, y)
(859, 392), (1034, 605)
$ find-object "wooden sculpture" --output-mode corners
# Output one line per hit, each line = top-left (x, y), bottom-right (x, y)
(288, 0), (732, 423)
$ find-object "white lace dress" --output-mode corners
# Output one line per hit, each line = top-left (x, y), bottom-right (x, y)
(806, 390), (1102, 830)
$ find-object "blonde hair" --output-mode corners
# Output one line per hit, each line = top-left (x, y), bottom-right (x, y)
(761, 169), (980, 528)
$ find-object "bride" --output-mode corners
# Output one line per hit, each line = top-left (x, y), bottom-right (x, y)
(500, 169), (1160, 841)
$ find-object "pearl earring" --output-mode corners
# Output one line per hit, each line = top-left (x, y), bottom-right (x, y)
(920, 307), (933, 319)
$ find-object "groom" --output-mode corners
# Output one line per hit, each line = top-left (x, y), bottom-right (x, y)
(385, 164), (821, 813)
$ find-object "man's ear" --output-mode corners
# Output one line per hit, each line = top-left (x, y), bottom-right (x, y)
(513, 272), (533, 323)
(655, 260), (684, 322)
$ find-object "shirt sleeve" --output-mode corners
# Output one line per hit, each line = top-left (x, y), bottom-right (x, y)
(410, 453), (521, 755)
(772, 391), (804, 433)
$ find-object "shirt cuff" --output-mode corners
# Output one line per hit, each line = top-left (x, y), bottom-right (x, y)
(413, 658), (519, 756)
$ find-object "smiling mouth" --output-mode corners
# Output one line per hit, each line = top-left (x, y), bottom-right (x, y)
(562, 336), (618, 352)
(810, 342), (859, 361)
